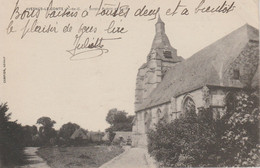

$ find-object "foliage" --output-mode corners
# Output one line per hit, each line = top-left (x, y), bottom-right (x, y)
(22, 125), (39, 146)
(105, 108), (134, 141)
(0, 103), (25, 167)
(147, 90), (260, 167)
(59, 122), (80, 140)
(220, 91), (260, 166)
(148, 106), (217, 167)
(106, 127), (116, 143)
(37, 116), (56, 128)
(37, 116), (57, 146)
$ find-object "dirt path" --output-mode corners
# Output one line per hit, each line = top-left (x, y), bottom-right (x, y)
(20, 147), (50, 168)
(99, 147), (157, 168)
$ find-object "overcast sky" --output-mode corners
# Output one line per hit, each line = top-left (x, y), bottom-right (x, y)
(0, 0), (258, 131)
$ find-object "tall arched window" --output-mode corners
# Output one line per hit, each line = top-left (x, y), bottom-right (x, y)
(224, 91), (236, 118)
(156, 108), (161, 123)
(144, 112), (151, 133)
(182, 96), (196, 117)
(225, 92), (236, 111)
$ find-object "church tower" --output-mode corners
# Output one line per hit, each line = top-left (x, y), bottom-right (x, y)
(135, 16), (184, 111)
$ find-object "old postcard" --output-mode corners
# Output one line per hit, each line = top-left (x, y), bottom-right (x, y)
(0, 0), (259, 167)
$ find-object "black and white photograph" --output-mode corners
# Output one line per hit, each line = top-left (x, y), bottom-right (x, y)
(0, 0), (259, 167)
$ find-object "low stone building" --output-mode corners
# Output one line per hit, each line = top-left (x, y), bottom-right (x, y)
(113, 131), (132, 142)
(70, 129), (104, 143)
(132, 17), (259, 147)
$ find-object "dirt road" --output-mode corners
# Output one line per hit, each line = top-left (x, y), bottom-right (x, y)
(99, 147), (157, 168)
(20, 147), (50, 168)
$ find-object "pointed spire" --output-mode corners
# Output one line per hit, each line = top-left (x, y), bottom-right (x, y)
(156, 14), (163, 24)
(155, 14), (165, 34)
(149, 15), (181, 62)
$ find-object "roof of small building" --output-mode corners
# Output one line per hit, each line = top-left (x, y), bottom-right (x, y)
(136, 24), (259, 112)
(87, 131), (104, 136)
(70, 128), (88, 139)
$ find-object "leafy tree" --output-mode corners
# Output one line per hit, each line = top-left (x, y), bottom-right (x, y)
(106, 108), (134, 132)
(36, 116), (56, 145)
(22, 125), (38, 146)
(0, 103), (25, 167)
(37, 116), (56, 128)
(106, 108), (128, 125)
(59, 122), (80, 140)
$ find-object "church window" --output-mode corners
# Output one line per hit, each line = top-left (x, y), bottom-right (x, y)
(163, 51), (172, 58)
(144, 112), (151, 133)
(182, 97), (196, 116)
(157, 109), (161, 118)
(233, 69), (240, 79)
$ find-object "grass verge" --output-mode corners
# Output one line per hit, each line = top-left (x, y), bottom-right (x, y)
(37, 145), (124, 168)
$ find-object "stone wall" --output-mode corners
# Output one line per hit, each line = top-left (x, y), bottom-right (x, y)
(135, 64), (147, 111)
(135, 52), (179, 111)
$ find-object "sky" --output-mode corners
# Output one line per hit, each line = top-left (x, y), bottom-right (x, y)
(0, 0), (259, 131)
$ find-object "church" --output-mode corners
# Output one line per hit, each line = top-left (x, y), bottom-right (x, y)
(132, 16), (259, 147)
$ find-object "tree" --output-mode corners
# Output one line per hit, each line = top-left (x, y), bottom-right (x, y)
(22, 125), (38, 146)
(106, 108), (134, 132)
(220, 91), (260, 166)
(106, 108), (128, 125)
(59, 122), (80, 140)
(36, 116), (56, 145)
(0, 103), (25, 167)
(37, 116), (56, 128)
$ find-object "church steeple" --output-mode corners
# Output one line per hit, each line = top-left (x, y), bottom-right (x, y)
(151, 15), (175, 54)
(155, 15), (165, 34)
(135, 15), (184, 112)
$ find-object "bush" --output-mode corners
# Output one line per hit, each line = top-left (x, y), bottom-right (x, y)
(220, 91), (260, 166)
(148, 107), (217, 167)
(148, 90), (260, 167)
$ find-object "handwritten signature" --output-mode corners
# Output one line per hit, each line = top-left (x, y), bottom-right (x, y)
(66, 33), (121, 61)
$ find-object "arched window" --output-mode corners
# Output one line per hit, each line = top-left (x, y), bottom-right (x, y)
(225, 91), (236, 116)
(157, 108), (161, 118)
(144, 112), (151, 133)
(182, 96), (196, 117)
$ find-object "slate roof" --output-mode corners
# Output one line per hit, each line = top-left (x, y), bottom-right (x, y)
(136, 24), (259, 112)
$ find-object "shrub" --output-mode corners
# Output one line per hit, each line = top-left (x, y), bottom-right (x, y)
(148, 106), (218, 167)
(220, 91), (260, 166)
(148, 90), (260, 167)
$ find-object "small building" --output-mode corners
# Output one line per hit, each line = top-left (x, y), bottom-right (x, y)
(87, 131), (104, 142)
(113, 131), (132, 142)
(102, 132), (110, 141)
(70, 128), (88, 140)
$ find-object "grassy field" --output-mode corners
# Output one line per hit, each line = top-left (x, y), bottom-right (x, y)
(37, 145), (124, 168)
